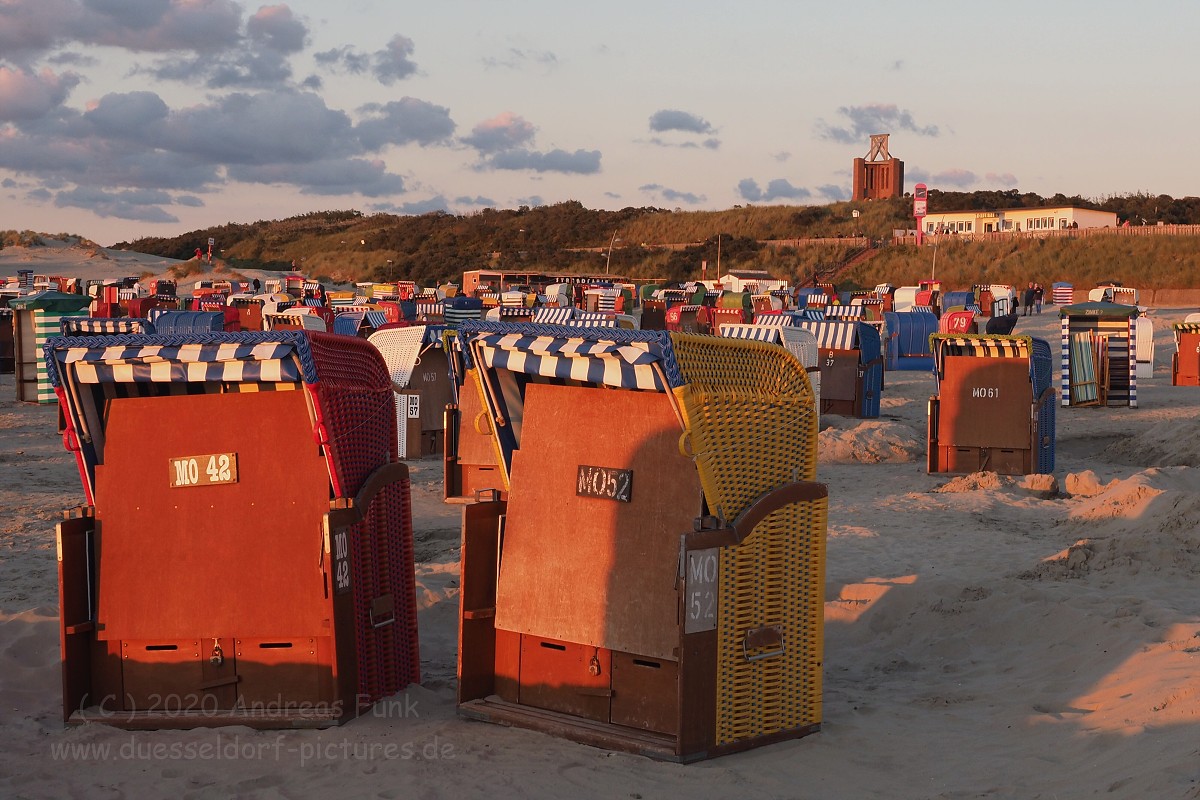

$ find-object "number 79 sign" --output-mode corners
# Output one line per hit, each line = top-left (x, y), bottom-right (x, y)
(169, 452), (239, 488)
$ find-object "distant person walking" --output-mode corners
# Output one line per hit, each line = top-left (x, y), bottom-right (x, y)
(1034, 283), (1044, 314)
(1022, 282), (1036, 316)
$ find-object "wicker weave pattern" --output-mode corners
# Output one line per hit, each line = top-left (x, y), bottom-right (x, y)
(306, 332), (396, 495)
(668, 334), (817, 520)
(714, 497), (827, 745)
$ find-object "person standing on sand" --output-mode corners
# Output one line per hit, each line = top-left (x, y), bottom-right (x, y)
(1022, 282), (1036, 316)
(1034, 283), (1044, 314)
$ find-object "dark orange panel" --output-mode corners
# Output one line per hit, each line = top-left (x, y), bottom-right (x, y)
(94, 390), (331, 640)
(494, 382), (700, 661)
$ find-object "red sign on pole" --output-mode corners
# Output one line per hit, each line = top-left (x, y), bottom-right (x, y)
(913, 183), (928, 246)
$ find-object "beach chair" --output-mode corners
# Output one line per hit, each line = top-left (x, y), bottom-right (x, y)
(1171, 321), (1200, 386)
(665, 304), (707, 334)
(0, 308), (13, 374)
(451, 321), (827, 761)
(883, 311), (939, 372)
(8, 291), (92, 403)
(938, 309), (977, 334)
(790, 319), (882, 418)
(928, 334), (1056, 475)
(1059, 302), (1138, 408)
(47, 330), (419, 728)
(778, 327), (822, 415)
(1134, 316), (1154, 379)
(368, 326), (430, 459)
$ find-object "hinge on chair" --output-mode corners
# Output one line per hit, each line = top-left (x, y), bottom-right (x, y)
(693, 514), (723, 532)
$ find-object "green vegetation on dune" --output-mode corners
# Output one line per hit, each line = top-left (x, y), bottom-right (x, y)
(9, 190), (1191, 290)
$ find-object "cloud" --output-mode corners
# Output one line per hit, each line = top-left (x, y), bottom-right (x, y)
(647, 137), (720, 150)
(817, 183), (849, 201)
(482, 47), (559, 71)
(453, 194), (496, 206)
(370, 196), (452, 215)
(985, 171), (1019, 186)
(355, 98), (455, 149)
(0, 67), (81, 121)
(461, 112), (536, 154)
(162, 91), (357, 165)
(230, 157), (406, 196)
(816, 103), (939, 144)
(906, 166), (978, 188)
(373, 35), (420, 84)
(82, 91), (170, 135)
(772, 151), (791, 162)
(738, 178), (811, 203)
(639, 183), (704, 205)
(484, 148), (601, 174)
(247, 4), (307, 54)
(313, 35), (420, 84)
(649, 109), (713, 135)
(53, 185), (182, 223)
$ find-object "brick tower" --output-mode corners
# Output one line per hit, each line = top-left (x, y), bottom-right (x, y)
(852, 134), (904, 200)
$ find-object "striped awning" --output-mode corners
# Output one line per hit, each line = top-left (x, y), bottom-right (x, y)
(932, 335), (1030, 377)
(825, 305), (864, 319)
(718, 324), (783, 343)
(572, 311), (615, 325)
(471, 332), (666, 391)
(752, 313), (793, 326)
(60, 317), (153, 335)
(52, 338), (306, 385)
(532, 307), (576, 325)
(791, 319), (860, 350)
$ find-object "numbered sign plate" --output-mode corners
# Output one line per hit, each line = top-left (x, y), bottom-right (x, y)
(576, 465), (633, 503)
(684, 548), (719, 633)
(169, 452), (239, 488)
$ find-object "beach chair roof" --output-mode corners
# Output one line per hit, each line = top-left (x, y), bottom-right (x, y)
(1059, 301), (1139, 318)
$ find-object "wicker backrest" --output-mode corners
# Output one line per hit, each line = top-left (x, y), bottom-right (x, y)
(669, 333), (817, 521)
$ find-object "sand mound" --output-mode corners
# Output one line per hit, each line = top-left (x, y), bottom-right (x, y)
(818, 419), (923, 463)
(1025, 468), (1200, 580)
(1101, 417), (1200, 467)
(1063, 469), (1113, 497)
(932, 472), (1059, 497)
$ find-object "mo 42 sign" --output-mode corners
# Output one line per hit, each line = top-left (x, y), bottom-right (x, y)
(169, 452), (239, 488)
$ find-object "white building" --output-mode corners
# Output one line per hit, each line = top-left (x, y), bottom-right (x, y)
(716, 269), (788, 293)
(921, 207), (1117, 235)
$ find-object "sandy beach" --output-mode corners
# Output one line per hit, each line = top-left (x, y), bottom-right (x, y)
(1, 242), (1198, 799)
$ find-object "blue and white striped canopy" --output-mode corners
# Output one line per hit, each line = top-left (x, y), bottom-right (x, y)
(718, 324), (783, 343)
(752, 313), (794, 326)
(60, 317), (153, 336)
(825, 305), (864, 319)
(472, 332), (665, 391)
(791, 319), (861, 351)
(58, 340), (302, 384)
(570, 311), (616, 327)
(532, 306), (577, 325)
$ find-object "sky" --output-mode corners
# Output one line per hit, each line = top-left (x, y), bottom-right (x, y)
(1, 0), (1199, 245)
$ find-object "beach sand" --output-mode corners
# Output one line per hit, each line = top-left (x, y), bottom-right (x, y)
(1, 242), (1198, 798)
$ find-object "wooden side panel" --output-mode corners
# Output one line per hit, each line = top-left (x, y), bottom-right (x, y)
(93, 391), (331, 640)
(457, 501), (505, 703)
(58, 515), (95, 719)
(938, 357), (1031, 449)
(494, 383), (700, 661)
